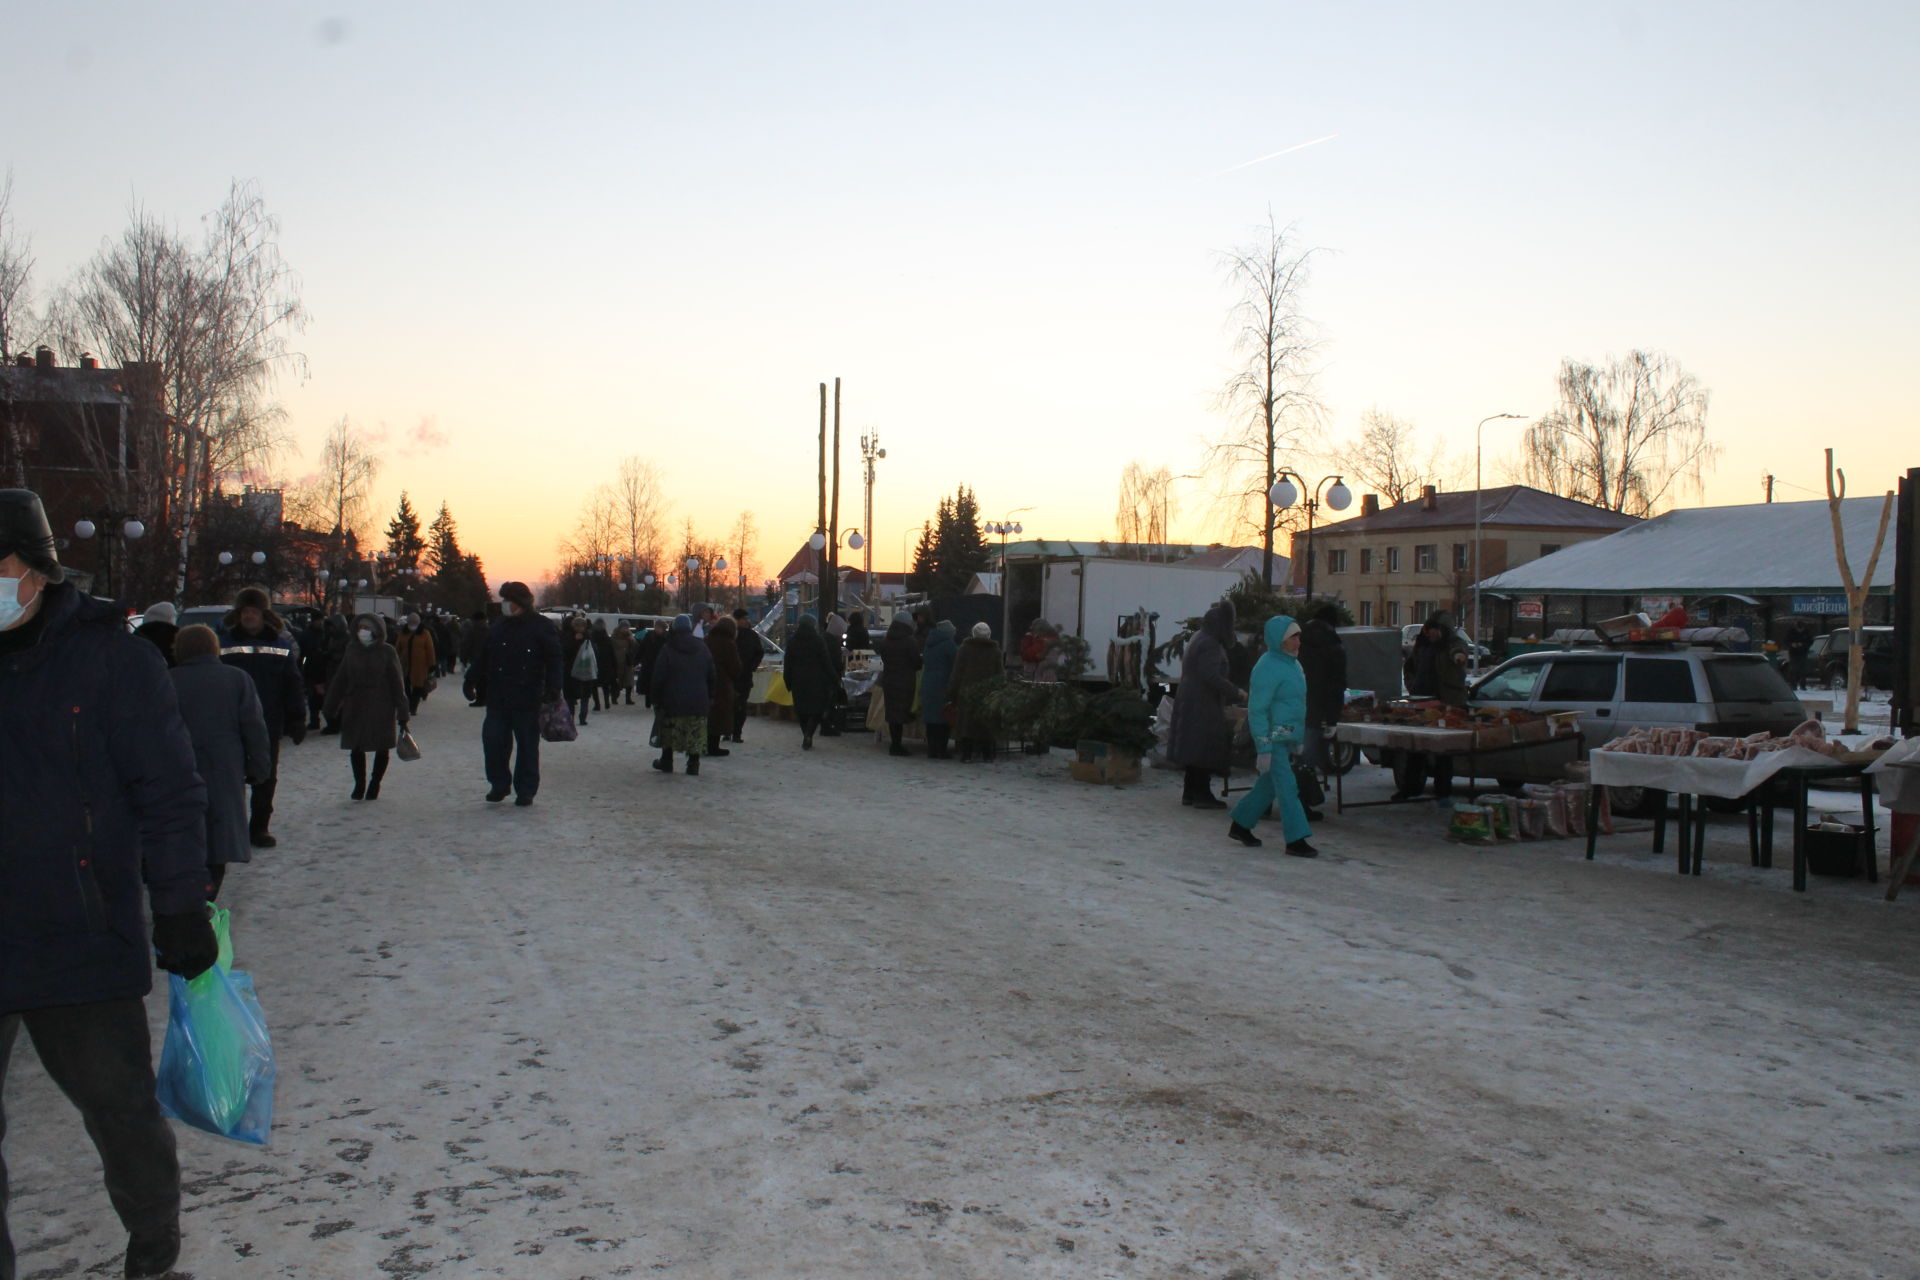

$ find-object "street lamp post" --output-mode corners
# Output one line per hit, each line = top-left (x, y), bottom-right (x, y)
(1473, 413), (1525, 667)
(72, 513), (146, 601)
(985, 520), (1024, 577)
(860, 432), (885, 597)
(1266, 473), (1352, 599)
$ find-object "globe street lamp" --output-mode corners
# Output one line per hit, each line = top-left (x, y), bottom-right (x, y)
(1266, 473), (1352, 599)
(72, 514), (145, 599)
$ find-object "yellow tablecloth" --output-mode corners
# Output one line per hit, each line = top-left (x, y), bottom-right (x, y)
(761, 671), (794, 706)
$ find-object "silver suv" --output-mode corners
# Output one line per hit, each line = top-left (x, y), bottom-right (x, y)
(1468, 648), (1806, 815)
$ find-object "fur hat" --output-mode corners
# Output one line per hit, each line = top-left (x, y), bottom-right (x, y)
(499, 581), (535, 610)
(226, 585), (283, 634)
(143, 601), (178, 626)
(0, 489), (65, 583)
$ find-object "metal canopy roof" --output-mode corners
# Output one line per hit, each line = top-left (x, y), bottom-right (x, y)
(1478, 496), (1898, 595)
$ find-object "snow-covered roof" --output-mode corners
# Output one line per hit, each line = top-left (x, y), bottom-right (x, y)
(1328, 484), (1640, 535)
(1479, 496), (1898, 595)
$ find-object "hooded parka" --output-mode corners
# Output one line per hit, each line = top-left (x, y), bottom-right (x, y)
(919, 621), (958, 724)
(324, 616), (411, 751)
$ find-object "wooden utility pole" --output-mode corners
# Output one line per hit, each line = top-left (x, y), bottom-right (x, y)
(828, 378), (843, 623)
(1824, 448), (1895, 733)
(817, 383), (828, 617)
(1764, 473), (1775, 503)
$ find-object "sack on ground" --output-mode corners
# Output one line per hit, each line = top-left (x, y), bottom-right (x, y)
(155, 908), (275, 1146)
(539, 698), (578, 743)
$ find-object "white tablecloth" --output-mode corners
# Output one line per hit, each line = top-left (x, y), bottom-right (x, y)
(1865, 736), (1920, 812)
(1588, 745), (1839, 799)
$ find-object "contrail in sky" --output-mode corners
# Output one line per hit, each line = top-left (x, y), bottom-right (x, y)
(1210, 133), (1339, 178)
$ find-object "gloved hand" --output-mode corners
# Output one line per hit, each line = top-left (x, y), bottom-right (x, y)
(152, 908), (219, 980)
(1255, 752), (1273, 775)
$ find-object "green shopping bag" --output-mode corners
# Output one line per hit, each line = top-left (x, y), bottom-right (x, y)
(155, 907), (276, 1145)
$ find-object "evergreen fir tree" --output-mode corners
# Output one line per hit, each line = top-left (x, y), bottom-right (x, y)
(907, 518), (939, 594)
(384, 492), (425, 569)
(940, 485), (992, 595)
(425, 502), (462, 577)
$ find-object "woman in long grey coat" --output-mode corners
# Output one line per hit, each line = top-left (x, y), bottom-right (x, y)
(1167, 600), (1241, 809)
(323, 613), (411, 800)
(170, 624), (273, 898)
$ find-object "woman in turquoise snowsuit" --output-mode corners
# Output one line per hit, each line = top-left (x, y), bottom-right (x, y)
(1229, 615), (1318, 856)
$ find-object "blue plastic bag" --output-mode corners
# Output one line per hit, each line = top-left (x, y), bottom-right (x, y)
(155, 911), (276, 1146)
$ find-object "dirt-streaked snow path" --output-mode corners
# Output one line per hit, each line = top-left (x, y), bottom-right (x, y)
(8, 690), (1916, 1279)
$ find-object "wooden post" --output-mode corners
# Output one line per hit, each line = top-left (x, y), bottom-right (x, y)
(1824, 448), (1895, 733)
(828, 378), (843, 623)
(817, 383), (828, 618)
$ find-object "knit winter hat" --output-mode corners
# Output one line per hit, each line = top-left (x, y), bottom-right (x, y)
(972, 621), (992, 639)
(671, 613), (693, 633)
(143, 601), (177, 625)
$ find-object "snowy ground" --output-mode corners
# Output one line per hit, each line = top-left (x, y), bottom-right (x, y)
(8, 688), (1918, 1279)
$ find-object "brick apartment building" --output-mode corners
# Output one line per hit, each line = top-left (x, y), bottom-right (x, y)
(1292, 484), (1639, 631)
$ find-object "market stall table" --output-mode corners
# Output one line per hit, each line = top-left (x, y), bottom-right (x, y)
(1328, 720), (1582, 814)
(1584, 746), (1880, 890)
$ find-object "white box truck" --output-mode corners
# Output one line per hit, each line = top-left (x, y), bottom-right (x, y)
(1026, 555), (1245, 686)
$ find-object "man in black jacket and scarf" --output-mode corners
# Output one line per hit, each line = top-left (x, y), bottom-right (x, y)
(0, 490), (216, 1280)
(474, 582), (563, 805)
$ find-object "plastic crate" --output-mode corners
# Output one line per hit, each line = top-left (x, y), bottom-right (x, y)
(1803, 826), (1869, 878)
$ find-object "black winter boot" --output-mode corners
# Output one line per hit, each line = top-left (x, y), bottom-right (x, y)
(652, 750), (674, 773)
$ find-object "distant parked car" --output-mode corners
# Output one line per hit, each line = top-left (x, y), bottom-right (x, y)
(1808, 626), (1893, 689)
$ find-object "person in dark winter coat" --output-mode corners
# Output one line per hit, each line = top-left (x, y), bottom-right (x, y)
(1297, 603), (1348, 775)
(611, 621), (636, 705)
(324, 614), (412, 801)
(169, 625), (272, 898)
(919, 620), (959, 758)
(138, 601), (179, 668)
(474, 582), (564, 805)
(705, 615), (742, 756)
(634, 620), (666, 708)
(560, 615), (613, 726)
(783, 613), (838, 749)
(316, 613), (350, 730)
(875, 613), (923, 756)
(394, 612), (438, 714)
(1396, 609), (1471, 802)
(844, 610), (872, 652)
(948, 620), (1004, 763)
(651, 614), (715, 775)
(217, 585), (308, 849)
(299, 614), (329, 728)
(0, 489), (215, 1280)
(1167, 600), (1240, 808)
(730, 609), (765, 742)
(461, 609), (490, 703)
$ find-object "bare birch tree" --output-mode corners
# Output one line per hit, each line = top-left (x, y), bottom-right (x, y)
(1208, 214), (1323, 584)
(1510, 350), (1715, 516)
(289, 417), (382, 551)
(610, 455), (668, 582)
(1341, 408), (1448, 507)
(53, 181), (307, 599)
(727, 509), (758, 609)
(1114, 461), (1174, 553)
(0, 170), (39, 486)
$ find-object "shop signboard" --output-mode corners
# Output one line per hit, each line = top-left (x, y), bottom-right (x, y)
(1640, 596), (1683, 618)
(1790, 594), (1849, 615)
(1515, 597), (1545, 621)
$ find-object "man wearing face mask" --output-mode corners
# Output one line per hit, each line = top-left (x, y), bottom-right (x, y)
(215, 585), (308, 849)
(473, 581), (563, 806)
(0, 489), (217, 1280)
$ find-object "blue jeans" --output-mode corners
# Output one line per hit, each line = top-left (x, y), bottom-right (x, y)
(482, 704), (542, 799)
(1230, 756), (1312, 844)
(1, 999), (180, 1280)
